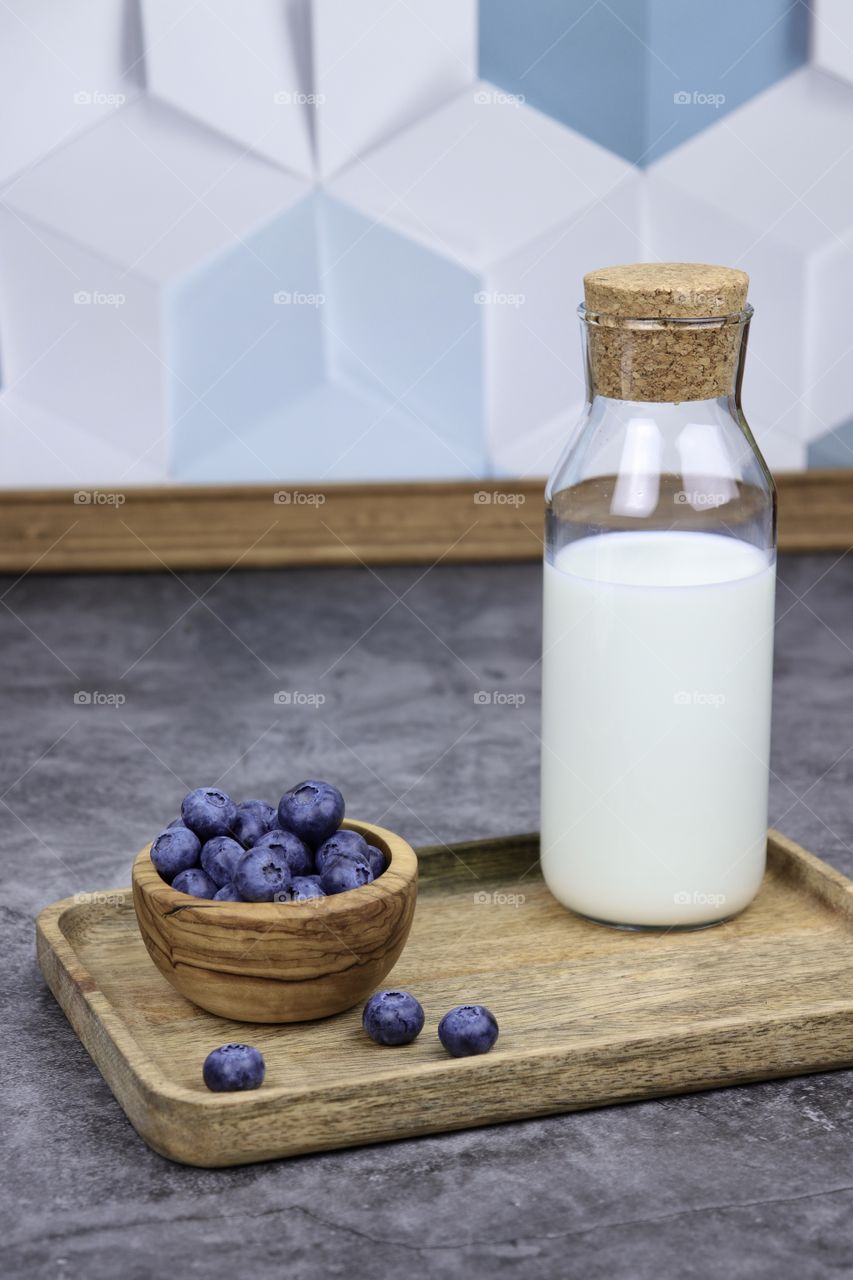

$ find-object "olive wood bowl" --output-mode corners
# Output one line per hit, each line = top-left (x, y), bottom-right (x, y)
(131, 819), (418, 1022)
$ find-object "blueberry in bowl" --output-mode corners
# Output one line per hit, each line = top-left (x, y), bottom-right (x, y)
(233, 845), (293, 902)
(315, 829), (371, 875)
(200, 836), (245, 887)
(181, 788), (238, 842)
(253, 829), (313, 878)
(132, 817), (417, 1023)
(150, 827), (201, 883)
(320, 854), (372, 895)
(172, 867), (218, 899)
(282, 876), (326, 902)
(277, 780), (344, 848)
(231, 799), (276, 848)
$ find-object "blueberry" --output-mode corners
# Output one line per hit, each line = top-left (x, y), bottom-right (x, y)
(213, 883), (242, 901)
(438, 1005), (499, 1057)
(232, 799), (276, 848)
(320, 854), (372, 895)
(200, 836), (245, 887)
(254, 828), (313, 877)
(167, 816), (186, 829)
(277, 780), (344, 848)
(243, 798), (277, 824)
(181, 787), (238, 841)
(234, 846), (293, 902)
(362, 991), (424, 1046)
(171, 867), (219, 899)
(284, 875), (326, 902)
(315, 829), (370, 875)
(366, 844), (386, 879)
(150, 827), (201, 883)
(202, 1043), (265, 1092)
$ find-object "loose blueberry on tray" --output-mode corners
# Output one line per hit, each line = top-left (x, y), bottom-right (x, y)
(202, 1043), (265, 1092)
(363, 991), (425, 1045)
(277, 780), (344, 848)
(438, 1006), (499, 1057)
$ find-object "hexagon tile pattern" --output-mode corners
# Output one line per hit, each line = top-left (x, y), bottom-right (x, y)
(0, 0), (851, 485)
(648, 68), (853, 472)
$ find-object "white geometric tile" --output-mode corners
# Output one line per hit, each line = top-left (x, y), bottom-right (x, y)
(0, 97), (315, 477)
(813, 0), (853, 87)
(141, 0), (314, 177)
(312, 0), (476, 178)
(0, 0), (141, 184)
(648, 68), (853, 452)
(0, 390), (165, 487)
(325, 82), (642, 476)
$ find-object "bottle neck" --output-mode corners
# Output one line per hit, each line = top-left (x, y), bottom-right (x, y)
(582, 309), (751, 405)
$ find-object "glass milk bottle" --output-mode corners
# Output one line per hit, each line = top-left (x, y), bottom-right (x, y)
(541, 263), (776, 929)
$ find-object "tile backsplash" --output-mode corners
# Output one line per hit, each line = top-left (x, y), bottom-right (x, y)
(0, 0), (850, 487)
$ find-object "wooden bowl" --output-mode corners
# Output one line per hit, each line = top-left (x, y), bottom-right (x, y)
(132, 819), (418, 1023)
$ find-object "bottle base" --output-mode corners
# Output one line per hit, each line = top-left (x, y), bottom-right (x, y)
(572, 908), (739, 933)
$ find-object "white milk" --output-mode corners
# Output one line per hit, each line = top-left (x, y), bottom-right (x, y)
(540, 531), (775, 927)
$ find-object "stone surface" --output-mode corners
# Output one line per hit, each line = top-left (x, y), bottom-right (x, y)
(3, 553), (853, 1277)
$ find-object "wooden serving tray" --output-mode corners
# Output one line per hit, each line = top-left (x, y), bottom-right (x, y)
(36, 830), (853, 1168)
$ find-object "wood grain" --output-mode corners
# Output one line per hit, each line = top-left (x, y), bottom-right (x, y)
(131, 820), (418, 1023)
(2, 471), (851, 574)
(36, 829), (853, 1167)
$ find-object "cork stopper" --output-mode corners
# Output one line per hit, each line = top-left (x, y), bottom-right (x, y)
(582, 263), (750, 403)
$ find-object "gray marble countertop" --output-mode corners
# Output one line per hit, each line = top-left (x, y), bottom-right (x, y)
(3, 553), (853, 1279)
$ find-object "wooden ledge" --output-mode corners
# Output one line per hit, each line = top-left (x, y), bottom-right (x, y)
(0, 472), (850, 574)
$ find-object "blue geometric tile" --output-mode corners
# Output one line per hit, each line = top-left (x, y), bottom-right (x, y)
(173, 382), (488, 483)
(318, 192), (487, 475)
(169, 194), (325, 476)
(808, 420), (853, 469)
(479, 0), (809, 165)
